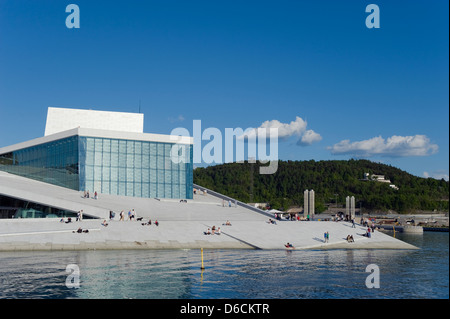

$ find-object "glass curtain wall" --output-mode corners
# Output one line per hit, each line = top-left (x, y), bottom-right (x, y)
(0, 136), (79, 190)
(79, 137), (193, 199)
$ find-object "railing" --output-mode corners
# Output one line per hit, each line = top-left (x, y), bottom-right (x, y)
(193, 184), (273, 218)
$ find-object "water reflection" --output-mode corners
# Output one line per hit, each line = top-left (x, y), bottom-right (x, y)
(0, 233), (447, 299)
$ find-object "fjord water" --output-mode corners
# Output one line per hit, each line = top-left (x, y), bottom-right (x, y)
(0, 232), (448, 299)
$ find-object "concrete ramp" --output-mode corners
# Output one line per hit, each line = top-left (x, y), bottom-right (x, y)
(0, 171), (418, 251)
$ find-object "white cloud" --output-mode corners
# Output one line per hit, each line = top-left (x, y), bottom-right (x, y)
(328, 135), (438, 157)
(423, 171), (449, 181)
(239, 116), (321, 146)
(297, 129), (323, 146)
(257, 116), (307, 139)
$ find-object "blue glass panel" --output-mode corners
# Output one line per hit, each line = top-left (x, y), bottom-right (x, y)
(134, 168), (141, 182)
(134, 183), (141, 197)
(157, 143), (164, 155)
(127, 140), (134, 154)
(119, 140), (127, 154)
(135, 141), (142, 154)
(142, 154), (149, 168)
(111, 152), (119, 167)
(102, 139), (110, 152)
(94, 151), (102, 166)
(118, 182), (126, 195)
(157, 169), (164, 183)
(102, 166), (110, 181)
(150, 155), (157, 169)
(118, 167), (126, 181)
(85, 180), (94, 193)
(135, 154), (141, 168)
(165, 169), (171, 183)
(111, 139), (119, 153)
(142, 142), (149, 154)
(126, 182), (134, 196)
(126, 153), (134, 168)
(157, 183), (164, 198)
(142, 183), (149, 197)
(126, 168), (134, 182)
(149, 143), (156, 155)
(150, 183), (157, 197)
(110, 182), (118, 195)
(110, 166), (118, 181)
(103, 151), (111, 166)
(118, 153), (126, 167)
(142, 168), (149, 182)
(165, 184), (172, 198)
(86, 165), (94, 180)
(94, 181), (102, 194)
(150, 169), (156, 181)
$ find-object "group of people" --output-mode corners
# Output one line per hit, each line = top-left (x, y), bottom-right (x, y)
(204, 225), (221, 235)
(222, 199), (237, 208)
(141, 219), (159, 226)
(73, 227), (89, 233)
(60, 217), (73, 223)
(361, 217), (378, 231)
(324, 231), (330, 243)
(118, 209), (137, 221)
(61, 210), (84, 223)
(83, 190), (98, 200)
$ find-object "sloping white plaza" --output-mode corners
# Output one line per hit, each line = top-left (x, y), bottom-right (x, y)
(0, 171), (417, 251)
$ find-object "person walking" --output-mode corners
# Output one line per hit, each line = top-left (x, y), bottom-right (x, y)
(352, 218), (356, 228)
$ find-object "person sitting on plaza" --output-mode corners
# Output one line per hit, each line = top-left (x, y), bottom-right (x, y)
(141, 219), (152, 226)
(362, 228), (371, 238)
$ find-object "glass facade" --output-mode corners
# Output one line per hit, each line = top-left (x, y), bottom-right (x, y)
(78, 136), (193, 199)
(0, 136), (79, 190)
(0, 194), (93, 219)
(0, 134), (193, 200)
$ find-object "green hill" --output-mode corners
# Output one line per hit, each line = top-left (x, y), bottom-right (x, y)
(193, 159), (449, 213)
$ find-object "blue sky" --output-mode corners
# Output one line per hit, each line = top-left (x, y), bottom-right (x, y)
(0, 0), (448, 180)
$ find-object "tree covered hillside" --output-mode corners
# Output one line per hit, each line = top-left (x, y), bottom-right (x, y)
(193, 159), (449, 213)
